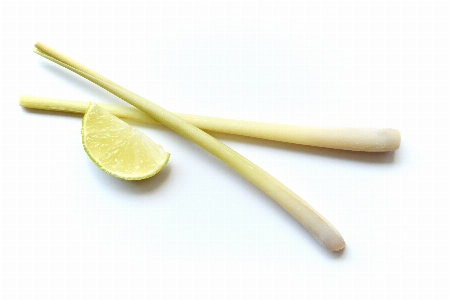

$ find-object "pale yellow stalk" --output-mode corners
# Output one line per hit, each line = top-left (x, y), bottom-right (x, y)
(20, 95), (400, 152)
(34, 42), (345, 251)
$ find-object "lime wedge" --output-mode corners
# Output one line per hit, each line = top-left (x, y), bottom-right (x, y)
(82, 103), (170, 180)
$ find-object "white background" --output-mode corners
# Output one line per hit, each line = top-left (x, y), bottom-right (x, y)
(1, 1), (449, 299)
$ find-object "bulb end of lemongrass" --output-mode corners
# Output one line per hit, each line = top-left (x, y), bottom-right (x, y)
(377, 128), (401, 151)
(302, 127), (401, 152)
(355, 127), (401, 152)
(313, 223), (346, 252)
(323, 234), (346, 252)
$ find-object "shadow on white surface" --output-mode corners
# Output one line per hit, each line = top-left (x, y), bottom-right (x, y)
(84, 159), (173, 197)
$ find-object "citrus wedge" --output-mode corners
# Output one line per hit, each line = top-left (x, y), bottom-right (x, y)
(82, 103), (170, 180)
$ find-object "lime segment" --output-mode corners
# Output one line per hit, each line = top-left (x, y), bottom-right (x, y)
(82, 103), (170, 180)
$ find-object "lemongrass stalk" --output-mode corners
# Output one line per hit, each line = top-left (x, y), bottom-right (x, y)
(34, 42), (345, 251)
(20, 95), (401, 152)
